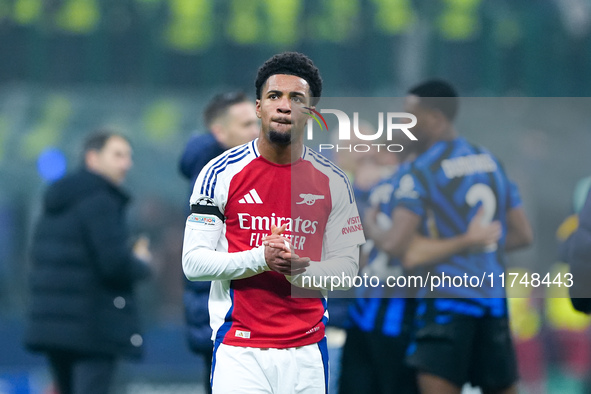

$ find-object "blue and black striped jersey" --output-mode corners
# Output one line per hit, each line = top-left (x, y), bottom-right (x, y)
(349, 163), (416, 336)
(395, 137), (521, 306)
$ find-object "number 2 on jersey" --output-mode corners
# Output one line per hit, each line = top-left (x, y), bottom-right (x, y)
(466, 183), (498, 252)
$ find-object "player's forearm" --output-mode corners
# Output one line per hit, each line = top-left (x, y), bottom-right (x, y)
(182, 205), (270, 280)
(403, 235), (471, 269)
(504, 208), (534, 251)
(374, 207), (421, 259)
(363, 208), (400, 256)
(182, 246), (269, 281)
(370, 230), (408, 258)
(504, 233), (531, 251)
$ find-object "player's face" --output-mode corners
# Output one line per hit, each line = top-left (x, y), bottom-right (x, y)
(87, 136), (133, 185)
(256, 74), (311, 145)
(220, 101), (259, 148)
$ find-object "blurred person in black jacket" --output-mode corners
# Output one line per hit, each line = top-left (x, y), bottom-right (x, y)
(24, 130), (152, 394)
(179, 91), (258, 393)
(566, 186), (591, 314)
(179, 91), (259, 187)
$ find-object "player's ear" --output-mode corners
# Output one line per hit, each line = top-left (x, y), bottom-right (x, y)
(210, 123), (226, 145)
(255, 99), (261, 118)
(85, 150), (99, 170)
(432, 109), (449, 131)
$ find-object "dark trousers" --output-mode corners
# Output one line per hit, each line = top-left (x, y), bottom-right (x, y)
(47, 351), (117, 394)
(339, 327), (418, 394)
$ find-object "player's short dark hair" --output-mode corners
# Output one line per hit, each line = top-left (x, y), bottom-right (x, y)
(203, 91), (249, 128)
(255, 52), (323, 105)
(408, 79), (458, 121)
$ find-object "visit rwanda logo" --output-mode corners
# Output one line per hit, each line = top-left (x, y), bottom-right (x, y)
(304, 107), (328, 131)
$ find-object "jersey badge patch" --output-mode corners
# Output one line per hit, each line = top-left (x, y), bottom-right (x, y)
(296, 194), (325, 205)
(235, 330), (251, 339)
(188, 214), (216, 226)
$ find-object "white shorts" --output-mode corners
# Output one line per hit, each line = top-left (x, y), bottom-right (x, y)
(211, 338), (329, 394)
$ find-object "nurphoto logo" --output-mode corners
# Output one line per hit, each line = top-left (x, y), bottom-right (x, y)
(303, 107), (418, 153)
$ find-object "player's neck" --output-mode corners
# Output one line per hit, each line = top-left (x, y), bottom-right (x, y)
(440, 126), (457, 141)
(257, 138), (304, 165)
(422, 127), (458, 152)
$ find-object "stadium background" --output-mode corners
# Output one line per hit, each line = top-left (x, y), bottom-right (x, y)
(0, 0), (591, 392)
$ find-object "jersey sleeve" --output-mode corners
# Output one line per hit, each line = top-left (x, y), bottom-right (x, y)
(322, 175), (366, 256)
(393, 168), (428, 217)
(182, 153), (269, 281)
(290, 176), (364, 290)
(493, 156), (522, 212)
(189, 153), (226, 210)
(182, 208), (268, 281)
(368, 179), (395, 211)
(506, 179), (523, 210)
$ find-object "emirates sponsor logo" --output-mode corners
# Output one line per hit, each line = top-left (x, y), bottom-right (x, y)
(237, 213), (318, 234)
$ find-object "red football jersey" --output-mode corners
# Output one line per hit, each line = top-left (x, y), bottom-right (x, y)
(184, 139), (364, 348)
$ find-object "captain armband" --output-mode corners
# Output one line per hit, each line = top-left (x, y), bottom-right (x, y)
(186, 203), (225, 230)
